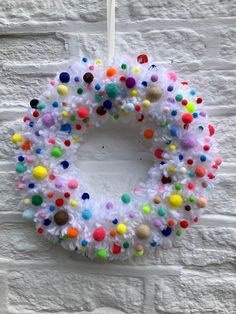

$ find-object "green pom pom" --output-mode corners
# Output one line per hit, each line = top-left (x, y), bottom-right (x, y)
(16, 163), (26, 173)
(70, 115), (76, 122)
(37, 103), (46, 110)
(158, 207), (166, 216)
(176, 230), (182, 236)
(123, 242), (129, 249)
(189, 195), (196, 203)
(142, 204), (152, 214)
(175, 94), (183, 102)
(51, 147), (63, 158)
(32, 195), (43, 206)
(175, 183), (182, 191)
(96, 249), (108, 260)
(77, 87), (83, 94)
(105, 83), (119, 98)
(95, 94), (102, 102)
(121, 194), (131, 204)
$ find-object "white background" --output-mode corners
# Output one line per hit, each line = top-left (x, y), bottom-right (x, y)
(0, 0), (236, 313)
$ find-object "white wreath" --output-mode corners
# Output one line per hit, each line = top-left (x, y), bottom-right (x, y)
(12, 55), (221, 260)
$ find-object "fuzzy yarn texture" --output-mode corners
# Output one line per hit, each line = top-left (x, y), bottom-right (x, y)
(12, 55), (221, 261)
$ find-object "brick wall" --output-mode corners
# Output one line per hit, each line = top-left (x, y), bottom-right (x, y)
(0, 1), (236, 313)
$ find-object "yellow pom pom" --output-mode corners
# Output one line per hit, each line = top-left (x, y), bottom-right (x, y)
(135, 250), (144, 256)
(169, 145), (176, 151)
(168, 165), (175, 173)
(142, 204), (152, 214)
(11, 133), (22, 144)
(96, 59), (102, 65)
(186, 102), (195, 113)
(33, 166), (48, 180)
(142, 99), (151, 108)
(116, 223), (127, 235)
(70, 200), (77, 207)
(130, 89), (138, 97)
(61, 111), (68, 117)
(73, 137), (80, 143)
(133, 67), (140, 73)
(57, 84), (69, 96)
(23, 198), (30, 204)
(168, 194), (184, 208)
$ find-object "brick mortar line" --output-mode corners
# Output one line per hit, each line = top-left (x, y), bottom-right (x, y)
(0, 259), (235, 277)
(1, 60), (236, 74)
(0, 17), (235, 34)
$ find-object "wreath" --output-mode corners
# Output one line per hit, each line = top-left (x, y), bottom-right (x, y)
(11, 54), (221, 260)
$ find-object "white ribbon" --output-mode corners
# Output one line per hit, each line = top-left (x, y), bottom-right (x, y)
(107, 0), (115, 64)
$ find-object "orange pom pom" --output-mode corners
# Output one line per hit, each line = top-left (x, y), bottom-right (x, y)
(144, 129), (154, 139)
(109, 230), (116, 237)
(67, 227), (79, 238)
(21, 139), (31, 151)
(47, 192), (54, 198)
(106, 67), (117, 77)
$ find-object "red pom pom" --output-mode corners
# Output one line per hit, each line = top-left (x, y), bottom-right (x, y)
(77, 107), (89, 119)
(187, 182), (195, 190)
(182, 113), (193, 124)
(196, 97), (202, 104)
(135, 105), (141, 112)
(137, 54), (148, 64)
(33, 111), (39, 118)
(180, 220), (189, 228)
(55, 198), (64, 207)
(37, 227), (44, 234)
(208, 124), (215, 136)
(93, 227), (106, 241)
(112, 243), (121, 254)
(23, 116), (30, 122)
(154, 148), (164, 159)
(203, 144), (210, 151)
(187, 159), (194, 165)
(208, 173), (215, 179)
(64, 140), (71, 147)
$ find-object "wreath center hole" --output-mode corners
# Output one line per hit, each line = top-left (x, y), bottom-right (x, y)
(76, 120), (154, 200)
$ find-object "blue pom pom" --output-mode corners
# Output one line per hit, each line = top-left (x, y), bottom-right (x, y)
(60, 124), (71, 133)
(81, 193), (90, 200)
(162, 227), (172, 237)
(44, 219), (52, 226)
(61, 160), (69, 169)
(103, 100), (112, 109)
(82, 209), (92, 220)
(52, 101), (59, 108)
(59, 72), (70, 83)
(170, 125), (180, 136)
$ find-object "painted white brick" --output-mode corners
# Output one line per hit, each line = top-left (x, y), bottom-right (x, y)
(126, 0), (236, 20)
(76, 30), (206, 63)
(154, 270), (236, 314)
(220, 27), (236, 58)
(7, 270), (144, 313)
(0, 34), (67, 64)
(0, 0), (106, 22)
(0, 71), (51, 108)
